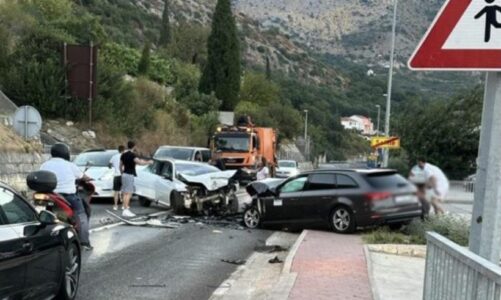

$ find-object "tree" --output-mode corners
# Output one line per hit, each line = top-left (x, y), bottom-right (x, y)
(138, 42), (151, 75)
(167, 23), (210, 67)
(240, 72), (280, 106)
(199, 0), (241, 111)
(265, 56), (271, 80)
(158, 0), (171, 46)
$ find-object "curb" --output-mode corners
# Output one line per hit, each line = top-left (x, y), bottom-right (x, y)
(282, 230), (307, 274)
(443, 199), (473, 204)
(89, 210), (170, 234)
(364, 246), (381, 300)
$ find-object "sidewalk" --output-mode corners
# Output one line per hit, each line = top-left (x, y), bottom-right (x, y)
(288, 230), (373, 300)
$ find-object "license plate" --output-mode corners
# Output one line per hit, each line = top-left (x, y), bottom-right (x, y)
(395, 195), (416, 203)
(273, 199), (283, 206)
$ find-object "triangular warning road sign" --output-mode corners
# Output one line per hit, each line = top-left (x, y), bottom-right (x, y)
(409, 0), (501, 71)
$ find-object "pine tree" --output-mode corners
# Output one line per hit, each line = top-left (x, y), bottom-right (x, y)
(138, 42), (151, 75)
(265, 56), (271, 80)
(158, 0), (171, 46)
(199, 0), (241, 111)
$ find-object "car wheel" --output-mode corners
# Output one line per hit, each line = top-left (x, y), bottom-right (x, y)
(171, 191), (186, 215)
(330, 206), (356, 234)
(138, 196), (152, 207)
(56, 242), (80, 300)
(243, 206), (261, 229)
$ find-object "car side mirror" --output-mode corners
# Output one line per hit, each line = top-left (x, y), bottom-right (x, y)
(39, 210), (58, 225)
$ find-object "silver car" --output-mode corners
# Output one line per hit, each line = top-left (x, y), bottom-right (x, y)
(73, 149), (118, 199)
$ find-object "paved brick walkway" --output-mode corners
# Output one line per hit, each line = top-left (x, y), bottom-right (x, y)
(288, 230), (373, 300)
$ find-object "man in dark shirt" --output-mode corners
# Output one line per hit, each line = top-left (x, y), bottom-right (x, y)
(120, 141), (153, 217)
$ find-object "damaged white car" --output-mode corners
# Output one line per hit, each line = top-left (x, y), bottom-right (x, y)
(134, 158), (239, 215)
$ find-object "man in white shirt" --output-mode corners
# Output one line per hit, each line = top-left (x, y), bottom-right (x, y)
(256, 157), (270, 181)
(417, 158), (449, 215)
(40, 143), (93, 250)
(109, 145), (125, 210)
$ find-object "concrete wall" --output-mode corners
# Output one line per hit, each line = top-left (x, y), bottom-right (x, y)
(0, 152), (49, 192)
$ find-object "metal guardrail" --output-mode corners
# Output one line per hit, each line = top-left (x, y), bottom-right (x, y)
(424, 232), (501, 300)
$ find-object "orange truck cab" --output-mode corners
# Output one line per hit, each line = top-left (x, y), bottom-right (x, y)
(211, 125), (277, 181)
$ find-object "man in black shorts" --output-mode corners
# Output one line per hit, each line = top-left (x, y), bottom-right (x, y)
(109, 145), (125, 210)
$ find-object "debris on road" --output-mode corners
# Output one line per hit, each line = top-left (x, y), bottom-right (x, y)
(268, 256), (283, 264)
(255, 244), (288, 253)
(105, 210), (179, 228)
(221, 259), (246, 265)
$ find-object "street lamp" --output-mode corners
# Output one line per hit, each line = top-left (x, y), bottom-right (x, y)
(383, 0), (398, 167)
(375, 104), (381, 135)
(304, 109), (309, 160)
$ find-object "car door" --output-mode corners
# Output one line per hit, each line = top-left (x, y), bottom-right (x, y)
(0, 209), (26, 299)
(155, 161), (175, 204)
(0, 188), (62, 299)
(268, 176), (308, 223)
(334, 173), (362, 212)
(288, 173), (337, 223)
(135, 161), (162, 200)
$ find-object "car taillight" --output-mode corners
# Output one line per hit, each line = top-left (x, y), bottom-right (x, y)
(365, 192), (392, 201)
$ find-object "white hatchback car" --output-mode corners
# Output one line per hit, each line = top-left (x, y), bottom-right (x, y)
(275, 160), (300, 178)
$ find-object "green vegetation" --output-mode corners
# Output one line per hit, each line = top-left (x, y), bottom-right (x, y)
(199, 0), (241, 111)
(362, 215), (470, 246)
(158, 0), (171, 47)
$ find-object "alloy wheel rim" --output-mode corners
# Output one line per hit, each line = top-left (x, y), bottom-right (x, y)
(333, 209), (350, 231)
(244, 208), (259, 228)
(65, 246), (79, 298)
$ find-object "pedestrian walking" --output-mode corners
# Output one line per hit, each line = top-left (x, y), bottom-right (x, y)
(120, 141), (153, 217)
(109, 145), (125, 211)
(256, 157), (270, 181)
(41, 143), (94, 250)
(413, 157), (449, 215)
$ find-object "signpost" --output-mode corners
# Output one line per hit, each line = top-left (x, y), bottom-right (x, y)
(370, 136), (400, 149)
(409, 0), (501, 267)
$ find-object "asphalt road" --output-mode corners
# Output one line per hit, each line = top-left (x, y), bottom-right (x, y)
(78, 192), (269, 300)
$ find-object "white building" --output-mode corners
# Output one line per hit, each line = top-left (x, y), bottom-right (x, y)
(341, 115), (374, 135)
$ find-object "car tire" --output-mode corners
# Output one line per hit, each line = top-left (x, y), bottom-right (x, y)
(171, 191), (186, 215)
(55, 242), (80, 300)
(243, 206), (261, 229)
(138, 196), (152, 207)
(330, 206), (356, 234)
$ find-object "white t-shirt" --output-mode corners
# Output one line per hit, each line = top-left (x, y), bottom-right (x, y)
(40, 158), (83, 194)
(424, 163), (449, 198)
(110, 153), (122, 176)
(256, 167), (270, 181)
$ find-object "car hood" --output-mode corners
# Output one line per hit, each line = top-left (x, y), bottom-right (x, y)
(246, 178), (285, 197)
(80, 167), (113, 180)
(277, 167), (298, 172)
(178, 170), (237, 191)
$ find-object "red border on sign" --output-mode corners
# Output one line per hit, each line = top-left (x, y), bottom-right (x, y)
(408, 0), (501, 70)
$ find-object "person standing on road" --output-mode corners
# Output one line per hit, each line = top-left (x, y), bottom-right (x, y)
(416, 158), (449, 215)
(256, 157), (270, 181)
(109, 145), (125, 211)
(120, 141), (153, 217)
(40, 143), (93, 250)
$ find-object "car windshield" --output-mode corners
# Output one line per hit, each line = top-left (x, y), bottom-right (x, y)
(215, 134), (249, 152)
(365, 172), (410, 189)
(176, 163), (220, 176)
(74, 152), (115, 167)
(279, 161), (296, 168)
(155, 148), (194, 160)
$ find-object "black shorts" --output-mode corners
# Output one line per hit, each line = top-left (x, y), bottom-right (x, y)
(113, 176), (122, 192)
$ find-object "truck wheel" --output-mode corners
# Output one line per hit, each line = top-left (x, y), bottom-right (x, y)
(138, 196), (151, 207)
(171, 191), (186, 215)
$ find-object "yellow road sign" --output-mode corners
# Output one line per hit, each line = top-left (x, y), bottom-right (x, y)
(371, 136), (400, 149)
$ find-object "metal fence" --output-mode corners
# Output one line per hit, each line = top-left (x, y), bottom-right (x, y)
(424, 232), (501, 300)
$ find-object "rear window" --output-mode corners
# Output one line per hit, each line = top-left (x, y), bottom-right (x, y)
(364, 173), (410, 189)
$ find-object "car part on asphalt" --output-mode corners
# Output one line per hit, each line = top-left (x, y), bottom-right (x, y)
(221, 259), (246, 265)
(254, 245), (288, 253)
(268, 256), (283, 264)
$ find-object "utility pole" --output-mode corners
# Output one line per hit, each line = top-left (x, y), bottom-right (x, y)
(383, 0), (398, 167)
(304, 109), (309, 161)
(375, 104), (381, 135)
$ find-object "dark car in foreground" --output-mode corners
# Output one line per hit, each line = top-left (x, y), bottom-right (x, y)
(0, 182), (81, 299)
(243, 169), (421, 233)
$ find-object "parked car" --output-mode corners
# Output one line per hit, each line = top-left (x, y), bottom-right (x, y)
(154, 146), (211, 162)
(243, 169), (421, 233)
(134, 158), (239, 214)
(73, 149), (118, 198)
(0, 182), (81, 299)
(275, 160), (300, 178)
